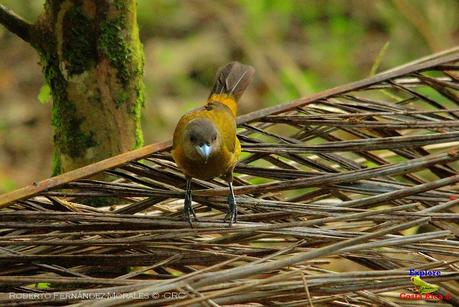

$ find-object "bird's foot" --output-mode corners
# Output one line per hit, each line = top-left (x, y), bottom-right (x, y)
(184, 193), (198, 227)
(223, 194), (237, 227)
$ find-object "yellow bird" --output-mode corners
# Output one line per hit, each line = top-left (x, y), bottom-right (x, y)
(172, 62), (255, 226)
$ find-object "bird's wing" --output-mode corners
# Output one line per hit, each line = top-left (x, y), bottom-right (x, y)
(210, 103), (237, 153)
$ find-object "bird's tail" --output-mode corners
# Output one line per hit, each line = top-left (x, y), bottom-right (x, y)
(207, 62), (255, 116)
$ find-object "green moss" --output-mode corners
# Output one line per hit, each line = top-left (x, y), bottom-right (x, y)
(115, 90), (130, 107)
(59, 116), (96, 158)
(133, 18), (145, 148)
(135, 125), (144, 148)
(62, 3), (96, 75)
(98, 0), (145, 145)
(98, 15), (133, 86)
(37, 0), (144, 175)
(134, 80), (145, 148)
(113, 0), (127, 10)
(98, 1), (143, 92)
(52, 148), (61, 176)
(89, 91), (101, 105)
(40, 44), (96, 174)
(48, 68), (95, 159)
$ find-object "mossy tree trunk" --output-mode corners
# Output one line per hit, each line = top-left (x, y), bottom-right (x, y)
(0, 0), (144, 175)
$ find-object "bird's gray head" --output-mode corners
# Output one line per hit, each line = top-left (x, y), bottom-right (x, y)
(184, 118), (219, 162)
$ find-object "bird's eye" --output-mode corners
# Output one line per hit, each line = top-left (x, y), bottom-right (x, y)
(190, 136), (196, 142)
(212, 135), (217, 142)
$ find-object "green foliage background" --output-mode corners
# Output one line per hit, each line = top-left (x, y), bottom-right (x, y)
(0, 0), (458, 192)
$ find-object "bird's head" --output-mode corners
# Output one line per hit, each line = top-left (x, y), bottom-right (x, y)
(183, 118), (219, 163)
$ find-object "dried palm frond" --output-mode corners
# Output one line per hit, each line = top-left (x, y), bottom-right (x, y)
(0, 47), (459, 306)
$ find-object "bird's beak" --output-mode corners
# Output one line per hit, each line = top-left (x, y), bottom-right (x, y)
(196, 144), (212, 163)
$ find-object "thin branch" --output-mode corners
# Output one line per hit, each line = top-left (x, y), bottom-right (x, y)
(0, 4), (33, 44)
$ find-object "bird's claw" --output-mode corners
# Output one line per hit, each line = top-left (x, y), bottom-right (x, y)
(223, 194), (237, 227)
(184, 192), (198, 227)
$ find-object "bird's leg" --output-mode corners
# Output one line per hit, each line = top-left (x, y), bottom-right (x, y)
(184, 177), (197, 226)
(224, 180), (237, 226)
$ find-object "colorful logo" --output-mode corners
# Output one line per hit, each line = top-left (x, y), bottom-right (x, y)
(400, 275), (452, 301)
(410, 276), (439, 295)
(408, 269), (441, 278)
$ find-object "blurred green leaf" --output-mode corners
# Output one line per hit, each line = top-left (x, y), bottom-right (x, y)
(0, 178), (17, 193)
(370, 41), (391, 76)
(35, 282), (50, 289)
(38, 84), (51, 104)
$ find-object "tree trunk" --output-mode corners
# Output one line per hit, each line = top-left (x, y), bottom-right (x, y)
(3, 0), (144, 175)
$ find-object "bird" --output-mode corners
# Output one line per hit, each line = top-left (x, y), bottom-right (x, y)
(171, 62), (255, 226)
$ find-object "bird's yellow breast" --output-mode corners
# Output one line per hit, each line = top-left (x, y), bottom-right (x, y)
(173, 140), (240, 180)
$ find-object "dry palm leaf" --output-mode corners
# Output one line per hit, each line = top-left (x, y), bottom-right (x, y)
(0, 47), (459, 306)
